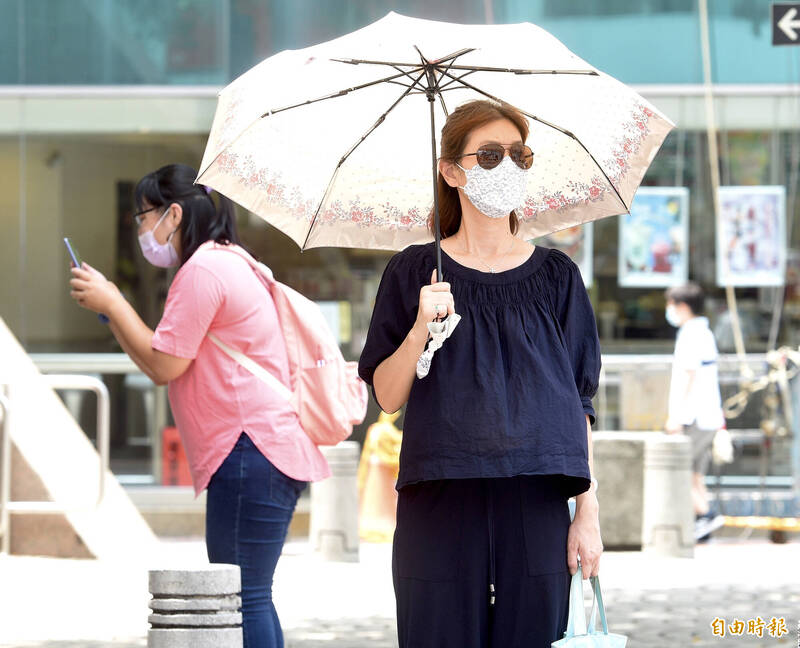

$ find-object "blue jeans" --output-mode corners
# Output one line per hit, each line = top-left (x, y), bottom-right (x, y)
(206, 433), (306, 648)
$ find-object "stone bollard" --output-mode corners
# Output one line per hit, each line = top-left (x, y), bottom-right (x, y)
(148, 564), (243, 648)
(592, 432), (649, 550)
(309, 441), (360, 562)
(641, 433), (694, 558)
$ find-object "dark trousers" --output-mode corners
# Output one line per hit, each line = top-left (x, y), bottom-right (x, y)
(393, 475), (571, 648)
(206, 433), (306, 648)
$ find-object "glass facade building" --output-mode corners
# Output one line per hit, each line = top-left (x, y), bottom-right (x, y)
(1, 0), (798, 487)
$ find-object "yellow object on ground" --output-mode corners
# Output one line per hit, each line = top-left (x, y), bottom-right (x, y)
(358, 411), (402, 543)
(722, 516), (800, 532)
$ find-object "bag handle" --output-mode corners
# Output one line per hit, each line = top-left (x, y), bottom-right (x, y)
(563, 563), (587, 638)
(587, 575), (610, 635)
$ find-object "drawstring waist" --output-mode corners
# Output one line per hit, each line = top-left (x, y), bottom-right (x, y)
(487, 480), (496, 607)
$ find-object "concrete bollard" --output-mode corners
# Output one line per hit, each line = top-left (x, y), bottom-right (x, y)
(309, 441), (360, 562)
(592, 432), (649, 550)
(148, 564), (243, 648)
(641, 434), (694, 558)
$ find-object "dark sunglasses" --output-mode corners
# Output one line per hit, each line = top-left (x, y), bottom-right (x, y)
(459, 142), (534, 171)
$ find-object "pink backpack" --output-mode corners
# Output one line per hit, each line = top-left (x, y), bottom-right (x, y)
(202, 242), (368, 446)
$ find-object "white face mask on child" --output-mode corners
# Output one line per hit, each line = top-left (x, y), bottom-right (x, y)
(665, 304), (681, 328)
(138, 209), (179, 268)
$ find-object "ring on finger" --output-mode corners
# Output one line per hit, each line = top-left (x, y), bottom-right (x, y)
(434, 303), (445, 315)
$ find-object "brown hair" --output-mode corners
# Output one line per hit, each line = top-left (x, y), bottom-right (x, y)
(428, 100), (529, 238)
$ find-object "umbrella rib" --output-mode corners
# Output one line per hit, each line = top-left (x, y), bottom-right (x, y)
(332, 48), (475, 70)
(333, 57), (597, 78)
(430, 51), (463, 93)
(438, 69), (477, 92)
(427, 47), (477, 69)
(440, 64), (600, 76)
(437, 69), (629, 213)
(438, 92), (449, 117)
(388, 64), (431, 92)
(332, 57), (423, 68)
(263, 66), (425, 118)
(386, 80), (418, 90)
(300, 70), (428, 251)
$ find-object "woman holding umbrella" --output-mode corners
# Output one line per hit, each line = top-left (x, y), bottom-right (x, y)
(68, 163), (329, 648)
(359, 100), (603, 647)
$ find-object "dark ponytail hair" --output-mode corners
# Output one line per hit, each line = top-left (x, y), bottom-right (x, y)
(134, 163), (241, 266)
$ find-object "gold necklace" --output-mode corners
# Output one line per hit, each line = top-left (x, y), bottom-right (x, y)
(460, 237), (517, 273)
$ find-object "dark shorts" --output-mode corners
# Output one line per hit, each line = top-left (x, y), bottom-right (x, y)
(393, 475), (571, 648)
(683, 424), (717, 475)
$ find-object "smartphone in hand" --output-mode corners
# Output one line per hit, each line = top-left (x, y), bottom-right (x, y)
(63, 237), (82, 269)
(64, 237), (109, 324)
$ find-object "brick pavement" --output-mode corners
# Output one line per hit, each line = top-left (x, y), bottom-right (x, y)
(1, 539), (798, 647)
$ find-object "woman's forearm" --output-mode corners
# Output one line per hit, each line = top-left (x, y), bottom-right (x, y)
(372, 324), (429, 414)
(575, 414), (598, 514)
(107, 297), (174, 385)
(109, 318), (158, 383)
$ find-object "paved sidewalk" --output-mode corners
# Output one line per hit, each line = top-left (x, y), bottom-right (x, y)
(1, 537), (798, 647)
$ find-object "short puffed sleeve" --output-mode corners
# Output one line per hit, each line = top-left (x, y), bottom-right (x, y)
(358, 251), (419, 401)
(551, 250), (602, 424)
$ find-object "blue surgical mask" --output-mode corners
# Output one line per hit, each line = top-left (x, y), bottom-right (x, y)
(665, 304), (681, 328)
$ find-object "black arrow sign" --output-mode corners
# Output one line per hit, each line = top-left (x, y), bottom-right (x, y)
(773, 2), (800, 45)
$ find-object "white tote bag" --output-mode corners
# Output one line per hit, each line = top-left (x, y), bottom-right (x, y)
(551, 565), (628, 648)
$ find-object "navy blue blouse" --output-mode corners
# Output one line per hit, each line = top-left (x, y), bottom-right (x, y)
(358, 242), (601, 498)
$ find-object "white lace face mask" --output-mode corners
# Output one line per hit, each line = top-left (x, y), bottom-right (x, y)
(456, 156), (529, 219)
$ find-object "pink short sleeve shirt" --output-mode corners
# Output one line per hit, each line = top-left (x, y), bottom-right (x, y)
(152, 245), (330, 495)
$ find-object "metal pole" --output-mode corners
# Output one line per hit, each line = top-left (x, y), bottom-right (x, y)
(697, 0), (751, 382)
(0, 386), (11, 555)
(790, 365), (800, 500)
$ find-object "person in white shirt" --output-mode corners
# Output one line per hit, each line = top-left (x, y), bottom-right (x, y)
(664, 282), (725, 541)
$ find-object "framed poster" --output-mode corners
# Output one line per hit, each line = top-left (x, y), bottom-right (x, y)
(535, 223), (593, 286)
(716, 186), (786, 287)
(619, 187), (689, 287)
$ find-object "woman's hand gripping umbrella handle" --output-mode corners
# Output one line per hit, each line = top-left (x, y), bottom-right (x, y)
(372, 270), (457, 412)
(416, 270), (461, 379)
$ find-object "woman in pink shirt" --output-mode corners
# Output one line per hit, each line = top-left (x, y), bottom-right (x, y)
(69, 163), (328, 648)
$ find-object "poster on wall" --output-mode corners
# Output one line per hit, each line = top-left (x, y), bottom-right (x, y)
(716, 186), (786, 287)
(619, 187), (689, 287)
(535, 223), (593, 286)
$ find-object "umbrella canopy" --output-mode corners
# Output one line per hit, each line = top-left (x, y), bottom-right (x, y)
(198, 12), (674, 256)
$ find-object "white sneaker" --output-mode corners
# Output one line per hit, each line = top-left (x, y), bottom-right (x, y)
(694, 514), (725, 541)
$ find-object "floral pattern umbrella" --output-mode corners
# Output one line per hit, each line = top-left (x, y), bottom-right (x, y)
(197, 11), (673, 275)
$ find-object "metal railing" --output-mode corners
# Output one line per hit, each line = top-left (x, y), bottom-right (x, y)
(30, 354), (168, 482)
(0, 375), (110, 555)
(596, 353), (769, 431)
(597, 352), (800, 496)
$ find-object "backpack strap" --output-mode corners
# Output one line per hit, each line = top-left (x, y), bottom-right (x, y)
(198, 241), (292, 405)
(207, 332), (294, 405)
(197, 240), (276, 286)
